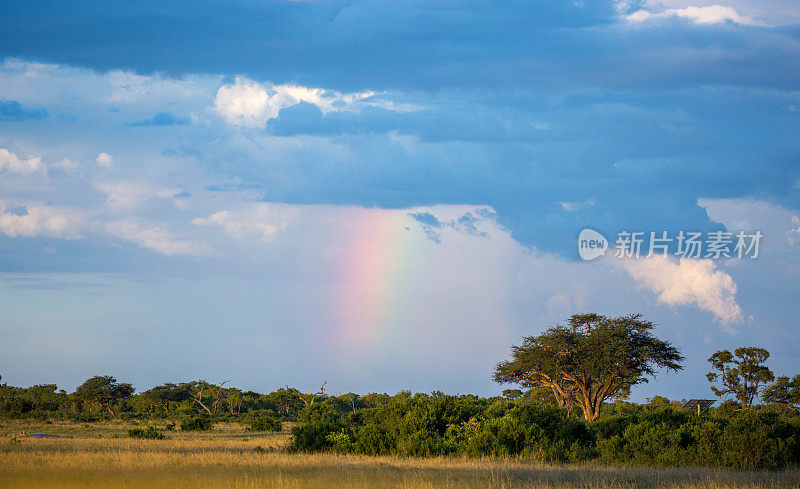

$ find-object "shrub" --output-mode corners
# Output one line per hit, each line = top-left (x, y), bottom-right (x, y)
(720, 410), (800, 469)
(463, 402), (595, 462)
(248, 415), (282, 432)
(127, 426), (165, 439)
(353, 423), (393, 455)
(67, 412), (101, 423)
(180, 415), (213, 431)
(594, 406), (800, 469)
(288, 420), (342, 452)
(326, 429), (354, 453)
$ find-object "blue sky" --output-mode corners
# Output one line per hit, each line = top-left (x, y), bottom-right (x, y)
(0, 0), (799, 401)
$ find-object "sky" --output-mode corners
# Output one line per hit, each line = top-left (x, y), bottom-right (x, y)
(0, 0), (799, 401)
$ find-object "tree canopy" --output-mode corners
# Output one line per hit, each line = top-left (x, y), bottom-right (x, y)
(707, 347), (774, 407)
(762, 375), (799, 412)
(141, 383), (190, 412)
(73, 375), (134, 419)
(494, 313), (683, 421)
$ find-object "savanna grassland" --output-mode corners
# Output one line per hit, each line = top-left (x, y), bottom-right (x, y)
(1, 420), (798, 489)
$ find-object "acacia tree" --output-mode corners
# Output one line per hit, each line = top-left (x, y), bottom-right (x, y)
(299, 381), (328, 406)
(707, 347), (774, 407)
(763, 375), (800, 412)
(186, 380), (213, 414)
(494, 313), (683, 421)
(211, 380), (230, 415)
(73, 375), (134, 420)
(141, 383), (190, 412)
(267, 387), (304, 416)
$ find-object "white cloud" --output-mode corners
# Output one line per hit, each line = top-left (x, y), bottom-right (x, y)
(95, 181), (179, 209)
(620, 254), (742, 326)
(627, 5), (759, 25)
(52, 158), (80, 173)
(559, 199), (595, 212)
(214, 76), (376, 128)
(96, 152), (113, 168)
(625, 0), (800, 26)
(0, 202), (84, 239)
(106, 219), (213, 257)
(0, 148), (45, 175)
(789, 216), (800, 246)
(104, 69), (213, 105)
(192, 205), (286, 242)
(699, 198), (800, 257)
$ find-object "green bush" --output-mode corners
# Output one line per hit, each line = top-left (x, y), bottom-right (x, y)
(353, 423), (393, 455)
(127, 426), (165, 439)
(326, 429), (354, 453)
(595, 406), (800, 469)
(281, 397), (800, 469)
(67, 412), (101, 423)
(463, 402), (595, 462)
(288, 420), (342, 452)
(180, 415), (213, 431)
(720, 410), (800, 469)
(248, 415), (282, 432)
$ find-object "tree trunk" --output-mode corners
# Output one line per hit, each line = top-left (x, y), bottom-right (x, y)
(193, 399), (212, 415)
(103, 403), (117, 420)
(581, 403), (599, 422)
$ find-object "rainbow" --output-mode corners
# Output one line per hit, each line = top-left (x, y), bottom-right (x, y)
(333, 208), (416, 351)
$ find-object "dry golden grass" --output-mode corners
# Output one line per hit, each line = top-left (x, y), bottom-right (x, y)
(1, 420), (798, 488)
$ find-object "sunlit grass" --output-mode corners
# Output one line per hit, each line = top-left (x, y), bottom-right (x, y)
(1, 420), (798, 488)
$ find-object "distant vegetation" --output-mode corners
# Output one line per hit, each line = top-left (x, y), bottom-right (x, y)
(127, 426), (165, 439)
(1, 313), (799, 469)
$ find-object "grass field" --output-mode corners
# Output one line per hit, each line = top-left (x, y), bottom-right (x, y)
(1, 420), (799, 489)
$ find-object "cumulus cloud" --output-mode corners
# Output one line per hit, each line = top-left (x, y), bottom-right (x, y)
(96, 152), (113, 167)
(0, 202), (84, 239)
(0, 148), (45, 175)
(214, 77), (376, 128)
(95, 181), (179, 209)
(106, 219), (213, 257)
(192, 205), (286, 242)
(627, 5), (759, 25)
(52, 158), (80, 173)
(620, 255), (742, 326)
(700, 198), (800, 258)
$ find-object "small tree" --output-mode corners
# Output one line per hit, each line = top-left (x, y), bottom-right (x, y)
(185, 380), (213, 414)
(141, 383), (190, 412)
(494, 313), (683, 421)
(266, 387), (304, 417)
(299, 381), (328, 406)
(763, 375), (800, 412)
(707, 347), (774, 408)
(73, 375), (134, 420)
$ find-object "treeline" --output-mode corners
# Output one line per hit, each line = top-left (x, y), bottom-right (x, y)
(289, 393), (800, 470)
(1, 375), (800, 469)
(0, 375), (321, 425)
(3, 313), (800, 469)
